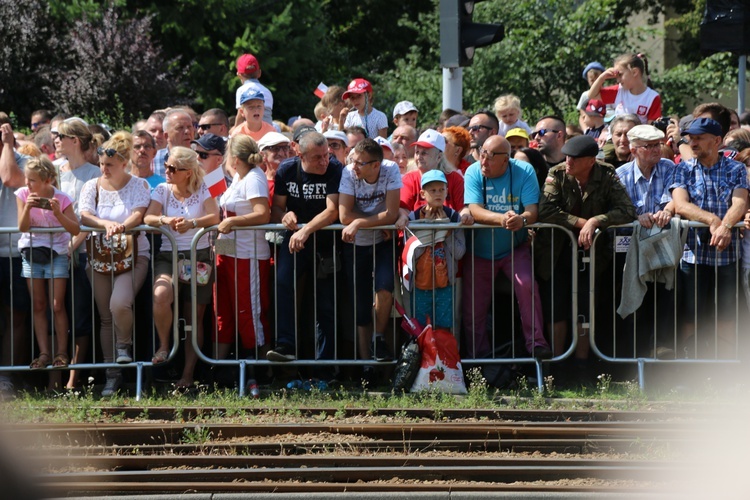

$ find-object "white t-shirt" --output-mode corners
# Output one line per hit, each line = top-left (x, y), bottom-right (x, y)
(60, 162), (101, 216)
(218, 168), (271, 260)
(151, 182), (212, 251)
(79, 175), (151, 257)
(235, 79), (274, 124)
(344, 108), (388, 139)
(339, 160), (402, 246)
(498, 119), (533, 136)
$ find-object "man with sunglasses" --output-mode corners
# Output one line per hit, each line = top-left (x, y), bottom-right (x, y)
(197, 109), (229, 138)
(467, 111), (499, 163)
(533, 116), (566, 169)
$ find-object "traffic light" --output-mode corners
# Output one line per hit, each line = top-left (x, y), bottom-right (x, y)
(440, 0), (504, 68)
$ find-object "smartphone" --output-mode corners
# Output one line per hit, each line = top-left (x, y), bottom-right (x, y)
(36, 197), (52, 210)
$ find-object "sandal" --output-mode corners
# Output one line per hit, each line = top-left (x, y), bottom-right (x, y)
(53, 353), (69, 368)
(151, 350), (169, 364)
(30, 353), (51, 370)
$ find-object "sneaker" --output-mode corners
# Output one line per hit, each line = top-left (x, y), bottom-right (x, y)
(115, 345), (132, 364)
(266, 344), (296, 362)
(372, 337), (392, 362)
(101, 372), (122, 397)
(247, 379), (260, 399)
(532, 346), (554, 360)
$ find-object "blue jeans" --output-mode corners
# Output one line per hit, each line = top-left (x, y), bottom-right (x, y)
(274, 232), (337, 360)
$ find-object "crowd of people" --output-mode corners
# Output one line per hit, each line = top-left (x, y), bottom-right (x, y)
(1, 51), (750, 396)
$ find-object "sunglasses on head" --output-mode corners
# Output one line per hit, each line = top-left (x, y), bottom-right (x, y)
(195, 151), (222, 160)
(165, 164), (189, 174)
(97, 147), (126, 160)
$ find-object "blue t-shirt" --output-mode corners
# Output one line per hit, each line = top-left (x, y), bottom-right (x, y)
(464, 159), (540, 260)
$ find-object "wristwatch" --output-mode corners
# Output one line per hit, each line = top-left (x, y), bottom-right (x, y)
(191, 219), (198, 228)
(159, 215), (166, 226)
(522, 216), (528, 227)
(724, 222), (733, 231)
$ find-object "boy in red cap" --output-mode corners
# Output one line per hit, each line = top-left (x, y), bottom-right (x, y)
(342, 78), (388, 139)
(234, 53), (274, 127)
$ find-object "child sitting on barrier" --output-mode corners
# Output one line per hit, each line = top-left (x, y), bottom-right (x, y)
(403, 170), (465, 334)
(15, 156), (80, 370)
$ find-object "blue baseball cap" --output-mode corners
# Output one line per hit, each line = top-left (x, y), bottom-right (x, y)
(239, 89), (265, 105)
(420, 169), (447, 188)
(681, 117), (722, 137)
(582, 61), (605, 80)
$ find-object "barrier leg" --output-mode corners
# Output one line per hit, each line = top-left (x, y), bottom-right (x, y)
(135, 362), (143, 402)
(239, 360), (246, 397)
(535, 360), (544, 392)
(637, 358), (645, 392)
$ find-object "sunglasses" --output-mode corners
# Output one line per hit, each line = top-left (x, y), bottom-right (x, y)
(467, 125), (492, 133)
(195, 151), (222, 160)
(97, 147), (127, 160)
(532, 129), (560, 138)
(57, 133), (73, 140)
(165, 164), (189, 174)
(198, 123), (223, 131)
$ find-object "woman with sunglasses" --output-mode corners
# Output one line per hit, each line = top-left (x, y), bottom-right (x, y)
(214, 135), (271, 397)
(144, 147), (220, 389)
(79, 132), (151, 397)
(55, 118), (103, 389)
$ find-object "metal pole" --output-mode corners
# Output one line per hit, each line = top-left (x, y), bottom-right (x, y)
(442, 67), (463, 111)
(739, 54), (747, 113)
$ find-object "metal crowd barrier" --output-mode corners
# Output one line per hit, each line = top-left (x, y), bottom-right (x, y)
(0, 225), (179, 401)
(188, 223), (579, 393)
(589, 221), (743, 390)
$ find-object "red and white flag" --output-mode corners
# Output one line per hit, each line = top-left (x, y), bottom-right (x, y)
(401, 234), (422, 292)
(313, 82), (328, 99)
(203, 167), (227, 198)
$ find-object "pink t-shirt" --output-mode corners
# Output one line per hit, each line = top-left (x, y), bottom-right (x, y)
(15, 187), (75, 255)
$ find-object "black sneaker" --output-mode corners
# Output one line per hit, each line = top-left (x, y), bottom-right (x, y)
(266, 344), (296, 362)
(532, 346), (554, 360)
(372, 337), (392, 362)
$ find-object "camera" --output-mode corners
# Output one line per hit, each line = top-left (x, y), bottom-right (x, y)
(36, 197), (52, 210)
(652, 116), (671, 133)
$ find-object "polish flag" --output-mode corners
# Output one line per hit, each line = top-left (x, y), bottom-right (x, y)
(401, 234), (422, 292)
(313, 82), (328, 99)
(203, 167), (227, 198)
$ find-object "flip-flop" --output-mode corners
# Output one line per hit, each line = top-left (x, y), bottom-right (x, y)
(30, 353), (51, 370)
(151, 350), (169, 364)
(53, 353), (70, 368)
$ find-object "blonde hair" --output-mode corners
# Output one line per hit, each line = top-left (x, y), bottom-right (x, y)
(100, 130), (133, 162)
(314, 101), (327, 121)
(57, 119), (94, 151)
(24, 155), (57, 184)
(169, 146), (204, 194)
(226, 135), (263, 168)
(17, 142), (42, 157)
(493, 94), (522, 115)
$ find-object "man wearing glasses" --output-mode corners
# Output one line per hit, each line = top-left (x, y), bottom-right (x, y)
(615, 124), (677, 359)
(532, 116), (566, 169)
(197, 109), (229, 138)
(467, 111), (499, 163)
(461, 135), (553, 360)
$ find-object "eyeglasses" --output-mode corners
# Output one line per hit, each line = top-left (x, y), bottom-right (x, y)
(478, 147), (509, 160)
(265, 144), (290, 153)
(195, 151), (222, 160)
(635, 143), (662, 151)
(165, 164), (189, 174)
(468, 125), (492, 133)
(198, 123), (222, 131)
(97, 147), (127, 160)
(328, 142), (344, 151)
(353, 159), (378, 168)
(532, 129), (560, 138)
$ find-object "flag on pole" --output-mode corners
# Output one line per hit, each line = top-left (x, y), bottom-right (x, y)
(313, 82), (328, 99)
(203, 167), (227, 198)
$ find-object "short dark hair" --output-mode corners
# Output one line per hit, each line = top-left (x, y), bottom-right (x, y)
(693, 102), (731, 138)
(438, 108), (460, 128)
(471, 110), (499, 132)
(353, 138), (383, 161)
(31, 109), (53, 121)
(201, 108), (229, 128)
(536, 115), (567, 139)
(345, 125), (367, 137)
(133, 130), (156, 148)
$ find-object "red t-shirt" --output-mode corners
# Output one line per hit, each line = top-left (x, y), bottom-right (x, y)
(400, 169), (464, 212)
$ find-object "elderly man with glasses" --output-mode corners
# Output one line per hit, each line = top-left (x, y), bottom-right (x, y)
(460, 135), (553, 361)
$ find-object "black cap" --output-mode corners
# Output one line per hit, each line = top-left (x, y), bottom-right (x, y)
(293, 125), (316, 143)
(561, 135), (599, 158)
(191, 133), (226, 155)
(445, 114), (470, 128)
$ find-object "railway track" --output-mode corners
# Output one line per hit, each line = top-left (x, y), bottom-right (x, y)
(3, 410), (695, 496)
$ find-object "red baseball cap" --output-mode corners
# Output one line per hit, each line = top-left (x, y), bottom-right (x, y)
(342, 78), (372, 100)
(236, 53), (260, 74)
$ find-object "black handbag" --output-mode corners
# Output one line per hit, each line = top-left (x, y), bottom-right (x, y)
(21, 246), (58, 265)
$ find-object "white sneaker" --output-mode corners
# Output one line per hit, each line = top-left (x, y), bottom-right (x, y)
(115, 345), (132, 364)
(101, 373), (122, 397)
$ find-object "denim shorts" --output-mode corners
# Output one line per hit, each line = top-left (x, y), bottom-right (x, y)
(21, 252), (69, 279)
